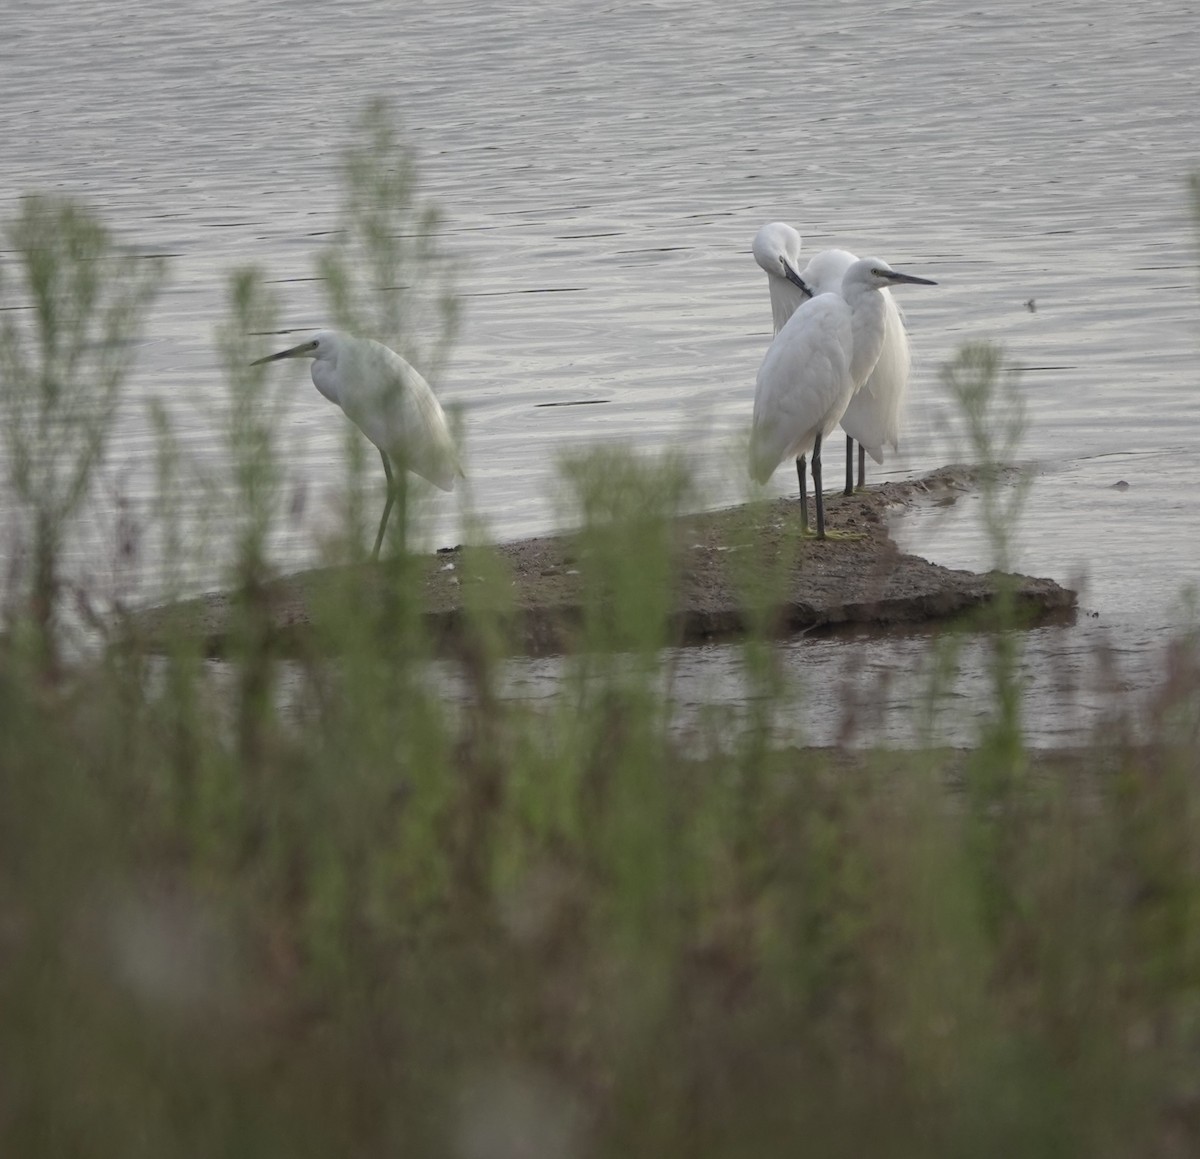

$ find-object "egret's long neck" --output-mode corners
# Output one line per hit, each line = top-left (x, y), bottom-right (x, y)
(844, 285), (888, 389)
(310, 356), (341, 406)
(767, 273), (808, 335)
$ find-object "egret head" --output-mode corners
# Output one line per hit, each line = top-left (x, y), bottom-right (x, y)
(251, 329), (341, 365)
(847, 258), (937, 292)
(752, 221), (810, 294)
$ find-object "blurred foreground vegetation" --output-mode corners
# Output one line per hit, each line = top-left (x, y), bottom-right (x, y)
(3, 123), (1200, 1158)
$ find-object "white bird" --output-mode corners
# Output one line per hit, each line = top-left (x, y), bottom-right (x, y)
(253, 329), (462, 560)
(749, 258), (935, 537)
(752, 221), (914, 495)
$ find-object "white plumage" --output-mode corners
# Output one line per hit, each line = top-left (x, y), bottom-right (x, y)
(749, 258), (935, 537)
(751, 221), (913, 477)
(749, 293), (853, 483)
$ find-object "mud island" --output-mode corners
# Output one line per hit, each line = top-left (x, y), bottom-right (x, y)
(126, 466), (1076, 657)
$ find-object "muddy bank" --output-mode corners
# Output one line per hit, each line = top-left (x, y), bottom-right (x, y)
(125, 465), (1076, 657)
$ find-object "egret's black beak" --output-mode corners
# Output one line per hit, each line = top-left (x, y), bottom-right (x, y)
(883, 271), (938, 286)
(251, 340), (316, 366)
(783, 263), (813, 298)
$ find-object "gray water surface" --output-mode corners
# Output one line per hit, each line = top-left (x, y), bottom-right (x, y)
(4, 0), (1199, 745)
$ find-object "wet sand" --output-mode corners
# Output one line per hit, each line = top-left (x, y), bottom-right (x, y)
(125, 466), (1076, 657)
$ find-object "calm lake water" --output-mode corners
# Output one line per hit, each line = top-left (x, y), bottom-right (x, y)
(3, 0), (1199, 745)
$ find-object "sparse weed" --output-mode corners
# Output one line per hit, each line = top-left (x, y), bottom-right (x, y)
(0, 195), (165, 670)
(2, 141), (1200, 1159)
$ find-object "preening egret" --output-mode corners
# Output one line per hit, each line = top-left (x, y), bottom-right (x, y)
(752, 221), (914, 495)
(252, 330), (462, 560)
(749, 259), (935, 538)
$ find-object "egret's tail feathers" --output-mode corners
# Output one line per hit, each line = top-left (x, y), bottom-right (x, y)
(430, 468), (459, 492)
(748, 435), (777, 486)
(749, 455), (774, 487)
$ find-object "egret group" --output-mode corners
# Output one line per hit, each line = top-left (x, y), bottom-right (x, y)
(749, 221), (935, 537)
(251, 220), (934, 557)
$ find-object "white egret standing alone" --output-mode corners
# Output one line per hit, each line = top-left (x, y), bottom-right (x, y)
(752, 221), (913, 495)
(749, 259), (935, 537)
(253, 330), (462, 560)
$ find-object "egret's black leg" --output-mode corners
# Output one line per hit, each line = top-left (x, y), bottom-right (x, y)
(372, 450), (396, 562)
(395, 467), (409, 555)
(795, 454), (808, 533)
(812, 434), (826, 538)
(844, 434), (854, 496)
(858, 443), (866, 491)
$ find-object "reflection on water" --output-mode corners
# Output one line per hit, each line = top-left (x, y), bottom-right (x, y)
(423, 616), (1175, 752)
(3, 0), (1199, 740)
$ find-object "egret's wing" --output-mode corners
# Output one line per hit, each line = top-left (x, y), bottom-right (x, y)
(341, 342), (462, 491)
(749, 296), (852, 483)
(840, 290), (911, 459)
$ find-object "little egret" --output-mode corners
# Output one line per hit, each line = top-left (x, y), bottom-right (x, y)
(749, 258), (935, 538)
(752, 221), (914, 495)
(252, 330), (462, 560)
